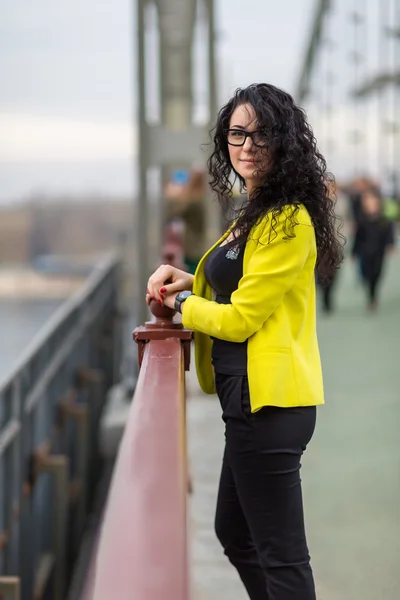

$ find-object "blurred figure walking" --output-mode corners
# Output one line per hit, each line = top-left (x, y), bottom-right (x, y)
(164, 168), (208, 274)
(352, 188), (396, 311)
(317, 179), (345, 314)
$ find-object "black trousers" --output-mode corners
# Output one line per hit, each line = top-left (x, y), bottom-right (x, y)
(214, 373), (317, 600)
(317, 271), (337, 313)
(360, 252), (385, 304)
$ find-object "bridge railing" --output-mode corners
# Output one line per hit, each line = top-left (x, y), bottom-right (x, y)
(0, 252), (122, 600)
(84, 302), (193, 600)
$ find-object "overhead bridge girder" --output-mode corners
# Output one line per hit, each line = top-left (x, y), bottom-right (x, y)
(155, 0), (197, 125)
(296, 0), (331, 103)
(135, 0), (218, 325)
(352, 71), (400, 97)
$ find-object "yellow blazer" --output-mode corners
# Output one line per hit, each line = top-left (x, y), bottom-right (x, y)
(181, 204), (324, 411)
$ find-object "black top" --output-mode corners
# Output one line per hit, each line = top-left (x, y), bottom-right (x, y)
(204, 238), (248, 375)
(352, 215), (395, 258)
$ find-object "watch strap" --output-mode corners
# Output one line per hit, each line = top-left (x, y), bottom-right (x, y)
(174, 291), (193, 313)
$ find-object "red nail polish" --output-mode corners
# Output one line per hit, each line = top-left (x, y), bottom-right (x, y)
(160, 287), (167, 293)
(158, 300), (162, 305)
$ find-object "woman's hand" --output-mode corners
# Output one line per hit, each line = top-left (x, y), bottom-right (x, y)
(146, 264), (194, 304)
(160, 292), (179, 311)
(145, 290), (179, 311)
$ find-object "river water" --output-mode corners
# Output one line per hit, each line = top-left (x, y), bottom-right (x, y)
(0, 299), (61, 384)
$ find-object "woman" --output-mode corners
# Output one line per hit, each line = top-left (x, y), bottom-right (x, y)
(146, 83), (342, 600)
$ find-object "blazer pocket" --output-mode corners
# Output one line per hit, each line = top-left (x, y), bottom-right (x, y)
(248, 350), (298, 408)
(263, 346), (290, 354)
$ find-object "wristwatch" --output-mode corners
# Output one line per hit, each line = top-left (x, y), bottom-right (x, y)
(174, 290), (193, 313)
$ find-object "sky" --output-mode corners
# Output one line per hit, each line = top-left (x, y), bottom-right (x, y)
(0, 0), (338, 202)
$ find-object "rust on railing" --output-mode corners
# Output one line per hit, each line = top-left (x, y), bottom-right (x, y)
(84, 301), (193, 600)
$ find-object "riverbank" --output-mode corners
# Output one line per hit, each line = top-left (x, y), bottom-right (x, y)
(0, 298), (62, 382)
(0, 267), (85, 299)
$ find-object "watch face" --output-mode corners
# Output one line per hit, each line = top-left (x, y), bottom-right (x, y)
(178, 291), (192, 301)
(175, 290), (192, 312)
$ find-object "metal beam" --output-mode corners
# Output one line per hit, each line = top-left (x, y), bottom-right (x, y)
(156, 0), (197, 127)
(135, 0), (218, 326)
(135, 0), (149, 327)
(296, 0), (331, 103)
(352, 71), (400, 97)
(204, 0), (221, 247)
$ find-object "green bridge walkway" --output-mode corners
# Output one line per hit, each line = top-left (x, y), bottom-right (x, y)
(187, 250), (400, 600)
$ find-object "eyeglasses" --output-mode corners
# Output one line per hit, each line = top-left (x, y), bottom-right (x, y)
(224, 128), (267, 147)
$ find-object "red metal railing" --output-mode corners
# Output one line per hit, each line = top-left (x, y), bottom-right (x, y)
(84, 303), (192, 600)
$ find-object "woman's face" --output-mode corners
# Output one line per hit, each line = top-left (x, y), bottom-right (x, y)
(227, 102), (272, 193)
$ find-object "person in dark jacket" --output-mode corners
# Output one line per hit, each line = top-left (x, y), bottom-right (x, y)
(316, 180), (345, 313)
(352, 189), (395, 310)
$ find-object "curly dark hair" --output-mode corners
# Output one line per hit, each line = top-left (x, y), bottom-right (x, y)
(208, 83), (344, 283)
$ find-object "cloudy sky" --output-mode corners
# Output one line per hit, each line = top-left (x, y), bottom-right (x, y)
(0, 0), (349, 201)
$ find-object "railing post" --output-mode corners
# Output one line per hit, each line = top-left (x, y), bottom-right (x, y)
(133, 301), (194, 500)
(71, 402), (89, 539)
(35, 453), (69, 600)
(133, 301), (193, 371)
(76, 367), (105, 508)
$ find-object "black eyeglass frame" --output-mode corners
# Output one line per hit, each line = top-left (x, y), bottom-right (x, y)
(223, 128), (267, 147)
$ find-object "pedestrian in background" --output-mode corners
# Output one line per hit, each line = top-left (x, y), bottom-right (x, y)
(164, 167), (208, 274)
(352, 187), (396, 311)
(316, 179), (344, 313)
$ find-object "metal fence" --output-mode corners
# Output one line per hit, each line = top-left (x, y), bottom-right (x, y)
(0, 252), (122, 600)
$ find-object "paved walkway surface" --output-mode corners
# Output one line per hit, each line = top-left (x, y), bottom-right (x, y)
(187, 249), (400, 600)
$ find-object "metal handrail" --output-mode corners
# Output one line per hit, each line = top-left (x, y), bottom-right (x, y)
(0, 251), (122, 600)
(0, 252), (119, 391)
(84, 304), (192, 600)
